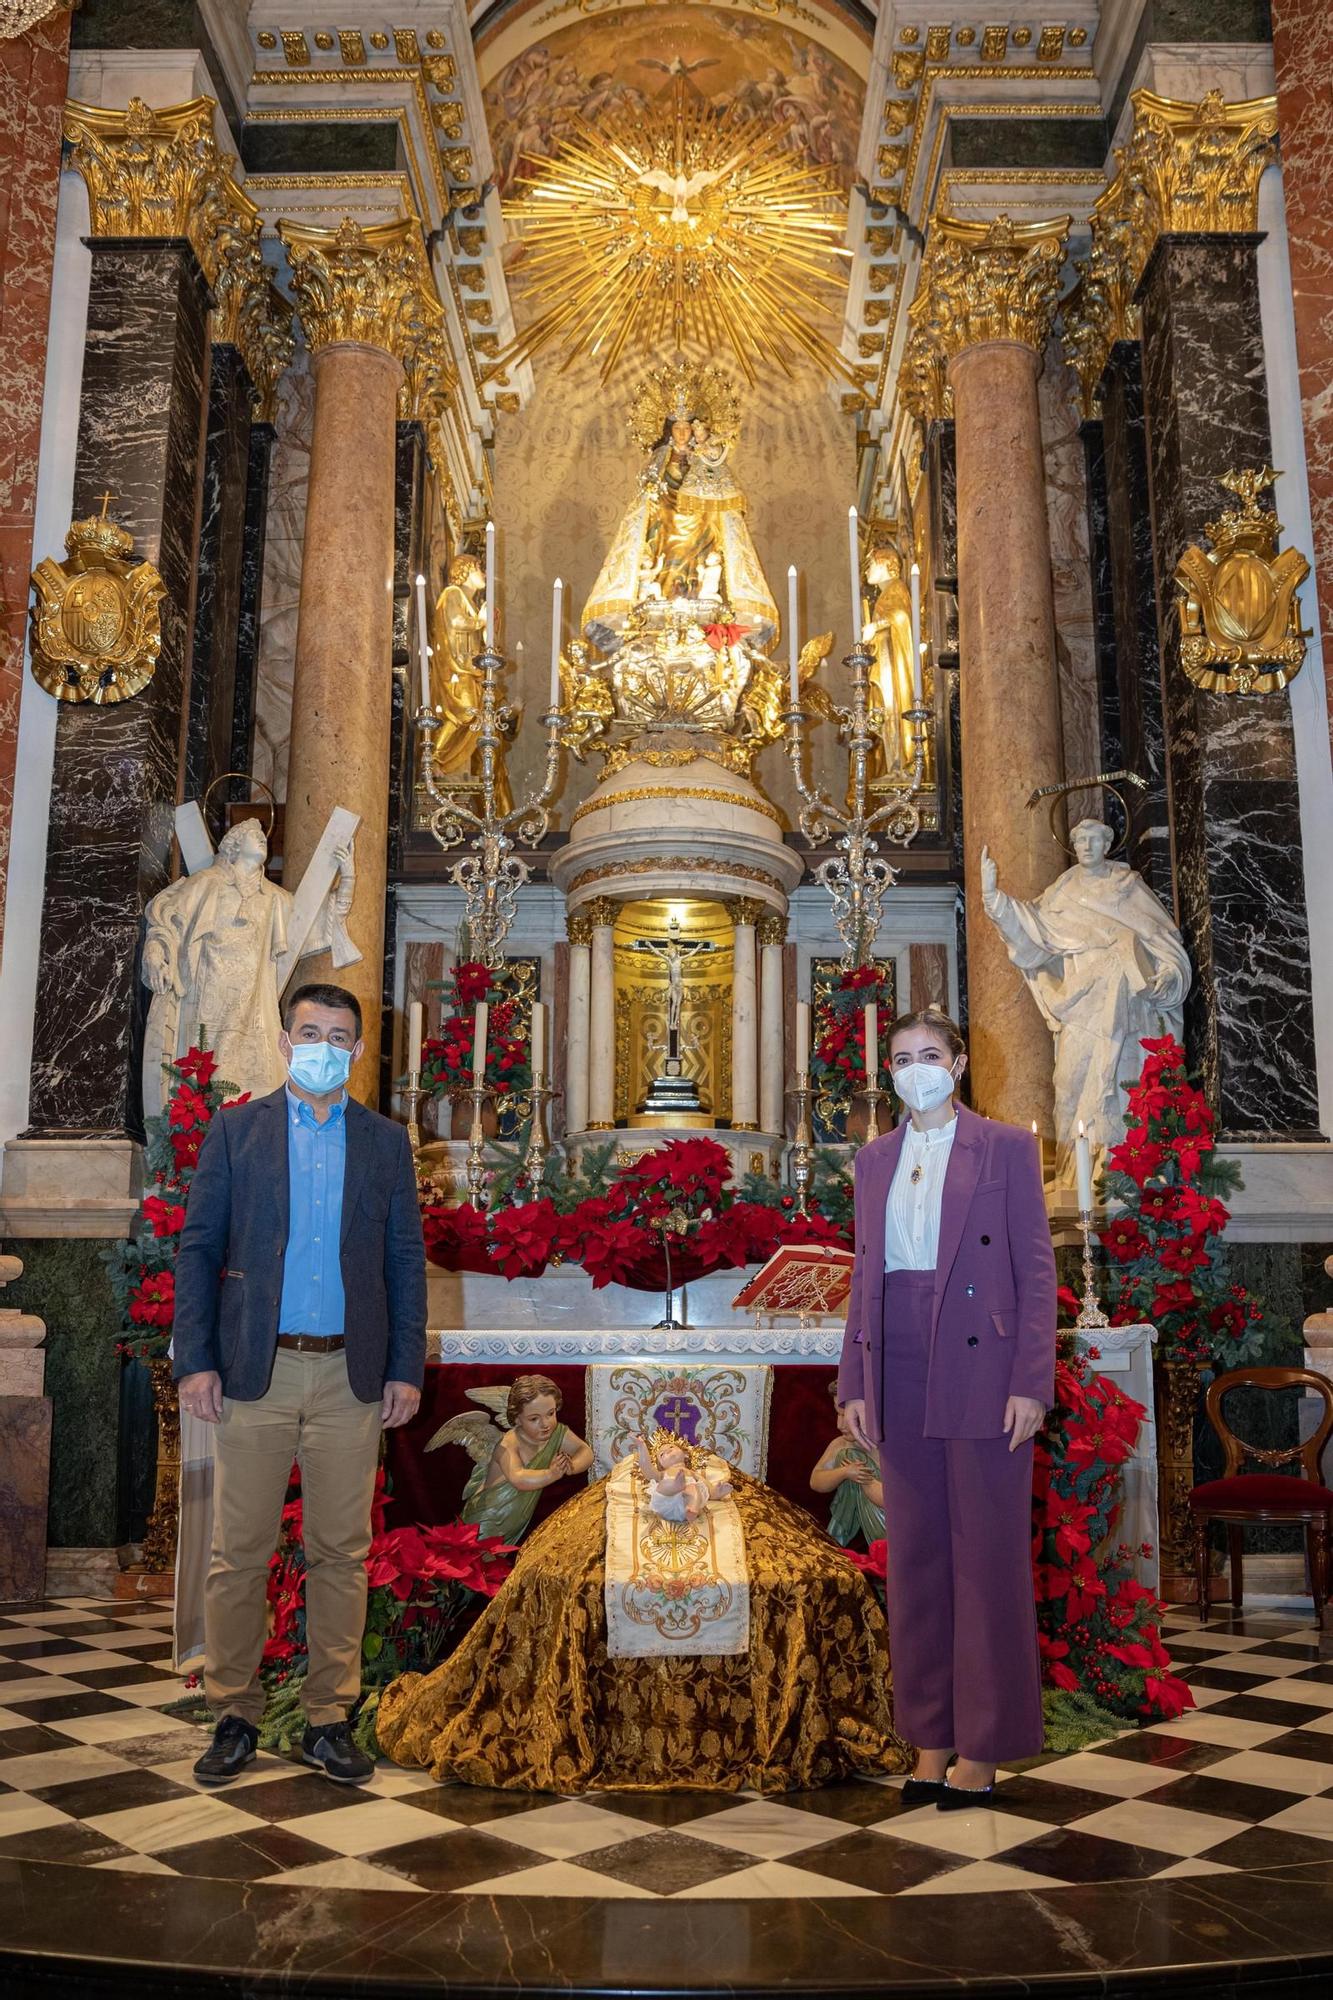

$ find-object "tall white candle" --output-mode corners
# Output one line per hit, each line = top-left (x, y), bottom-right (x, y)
(914, 640), (926, 708)
(472, 1000), (489, 1084)
(408, 1000), (423, 1076)
(795, 998), (810, 1075)
(787, 564), (800, 706)
(484, 519), (496, 648)
(909, 561), (924, 704)
(530, 1000), (545, 1081)
(1075, 1120), (1094, 1214)
(549, 577), (563, 710)
(864, 1001), (878, 1086)
(847, 506), (861, 646)
(414, 573), (431, 711)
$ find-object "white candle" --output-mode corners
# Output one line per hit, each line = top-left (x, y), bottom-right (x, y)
(847, 506), (861, 646)
(787, 564), (800, 706)
(914, 640), (926, 708)
(910, 562), (924, 704)
(472, 1000), (489, 1084)
(530, 1000), (545, 1081)
(484, 519), (496, 648)
(1075, 1120), (1094, 1214)
(549, 577), (563, 710)
(408, 1000), (423, 1076)
(414, 573), (431, 711)
(795, 999), (810, 1076)
(864, 1001), (878, 1086)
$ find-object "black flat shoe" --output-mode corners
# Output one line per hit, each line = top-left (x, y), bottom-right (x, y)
(302, 1720), (374, 1785)
(901, 1776), (949, 1805)
(936, 1778), (995, 1811)
(192, 1715), (259, 1786)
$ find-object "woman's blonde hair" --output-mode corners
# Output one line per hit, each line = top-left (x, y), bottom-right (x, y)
(887, 1006), (967, 1062)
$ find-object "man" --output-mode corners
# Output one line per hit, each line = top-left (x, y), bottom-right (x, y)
(173, 983), (426, 1786)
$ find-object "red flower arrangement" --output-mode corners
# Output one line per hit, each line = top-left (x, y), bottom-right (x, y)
(419, 960), (530, 1102)
(810, 965), (893, 1117)
(1097, 1037), (1277, 1366)
(1034, 1354), (1193, 1724)
(106, 1047), (249, 1363)
(422, 1136), (849, 1293)
(263, 1463), (514, 1687)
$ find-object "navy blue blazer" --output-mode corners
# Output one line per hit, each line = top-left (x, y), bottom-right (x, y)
(171, 1088), (427, 1403)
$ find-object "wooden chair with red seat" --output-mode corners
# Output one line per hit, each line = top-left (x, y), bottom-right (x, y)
(1190, 1366), (1333, 1626)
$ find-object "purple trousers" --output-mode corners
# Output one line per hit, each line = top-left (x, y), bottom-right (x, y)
(878, 1272), (1043, 1762)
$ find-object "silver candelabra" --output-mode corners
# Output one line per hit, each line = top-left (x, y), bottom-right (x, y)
(784, 642), (933, 967)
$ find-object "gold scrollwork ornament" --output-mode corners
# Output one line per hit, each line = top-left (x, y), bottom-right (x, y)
(29, 499), (165, 705)
(1173, 468), (1309, 696)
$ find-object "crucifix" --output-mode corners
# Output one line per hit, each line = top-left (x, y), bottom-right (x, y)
(632, 914), (712, 1075)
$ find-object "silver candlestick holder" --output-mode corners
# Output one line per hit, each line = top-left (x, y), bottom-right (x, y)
(402, 1069), (424, 1165)
(464, 1082), (492, 1212)
(522, 1071), (560, 1189)
(858, 1069), (887, 1142)
(788, 1073), (814, 1215)
(1075, 1210), (1110, 1329)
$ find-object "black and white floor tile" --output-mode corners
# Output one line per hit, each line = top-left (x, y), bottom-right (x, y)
(0, 1599), (1330, 1900)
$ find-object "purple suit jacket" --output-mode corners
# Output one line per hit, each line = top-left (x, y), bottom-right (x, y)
(836, 1104), (1056, 1440)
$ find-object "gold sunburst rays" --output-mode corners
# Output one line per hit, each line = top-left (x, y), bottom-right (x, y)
(499, 79), (855, 386)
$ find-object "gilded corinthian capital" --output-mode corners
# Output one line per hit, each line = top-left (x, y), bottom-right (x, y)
(278, 215), (444, 369)
(1061, 89), (1278, 411)
(64, 96), (293, 420)
(902, 213), (1070, 418)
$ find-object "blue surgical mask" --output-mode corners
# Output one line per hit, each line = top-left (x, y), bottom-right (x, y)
(286, 1041), (353, 1095)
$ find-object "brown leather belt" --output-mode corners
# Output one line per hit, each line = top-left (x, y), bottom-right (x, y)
(276, 1333), (346, 1354)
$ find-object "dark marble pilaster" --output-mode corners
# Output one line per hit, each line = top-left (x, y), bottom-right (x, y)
(1138, 235), (1320, 1140)
(924, 417), (958, 667)
(1100, 340), (1170, 898)
(27, 240), (210, 1137)
(1080, 414), (1125, 775)
(382, 420), (429, 1111)
(184, 342), (252, 830)
(229, 418), (275, 795)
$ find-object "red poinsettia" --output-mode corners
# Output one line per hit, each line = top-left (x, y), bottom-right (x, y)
(142, 1194), (186, 1239)
(128, 1268), (175, 1328)
(488, 1199), (563, 1279)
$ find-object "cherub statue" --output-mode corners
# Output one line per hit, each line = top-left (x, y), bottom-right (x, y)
(633, 1429), (733, 1524)
(811, 1384), (884, 1548)
(740, 629), (834, 743)
(426, 1374), (593, 1545)
(557, 638), (614, 762)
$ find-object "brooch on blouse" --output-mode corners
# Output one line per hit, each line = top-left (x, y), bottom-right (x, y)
(909, 1164), (923, 1185)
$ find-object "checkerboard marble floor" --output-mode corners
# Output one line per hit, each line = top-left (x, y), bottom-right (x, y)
(1, 1597), (1331, 1900)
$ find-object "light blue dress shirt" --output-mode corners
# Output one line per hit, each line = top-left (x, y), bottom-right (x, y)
(278, 1086), (348, 1336)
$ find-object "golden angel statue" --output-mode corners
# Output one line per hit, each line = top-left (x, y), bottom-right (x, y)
(429, 553), (513, 813)
(582, 363), (777, 653)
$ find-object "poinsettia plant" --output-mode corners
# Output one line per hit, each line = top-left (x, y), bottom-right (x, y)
(105, 1046), (250, 1363)
(1034, 1353), (1193, 1725)
(264, 1462), (514, 1689)
(422, 1135), (849, 1292)
(1097, 1036), (1279, 1367)
(419, 959), (531, 1102)
(810, 965), (894, 1121)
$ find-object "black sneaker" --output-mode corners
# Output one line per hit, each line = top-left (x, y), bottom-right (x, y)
(192, 1715), (259, 1786)
(302, 1720), (374, 1785)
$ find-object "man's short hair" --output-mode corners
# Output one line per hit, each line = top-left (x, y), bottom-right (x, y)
(283, 982), (362, 1039)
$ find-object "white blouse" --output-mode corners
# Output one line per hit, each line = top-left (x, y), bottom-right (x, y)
(883, 1116), (958, 1273)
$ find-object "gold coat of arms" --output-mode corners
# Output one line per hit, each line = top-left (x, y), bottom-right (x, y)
(29, 497), (165, 705)
(1173, 467), (1308, 696)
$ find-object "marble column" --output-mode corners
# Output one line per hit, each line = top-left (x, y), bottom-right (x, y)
(27, 237), (211, 1136)
(758, 912), (786, 1137)
(228, 417), (276, 789)
(280, 217), (445, 1102)
(1138, 233), (1321, 1138)
(1271, 0), (1333, 760)
(566, 913), (592, 1135)
(727, 899), (761, 1131)
(185, 342), (255, 827)
(0, 9), (69, 958)
(908, 214), (1069, 1129)
(585, 897), (617, 1131)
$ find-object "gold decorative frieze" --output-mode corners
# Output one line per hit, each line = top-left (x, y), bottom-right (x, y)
(338, 30), (365, 64)
(422, 54), (456, 92)
(278, 213), (443, 364)
(281, 30), (309, 66)
(981, 25), (1008, 60)
(1063, 88), (1279, 409)
(901, 212), (1069, 416)
(1173, 468), (1309, 696)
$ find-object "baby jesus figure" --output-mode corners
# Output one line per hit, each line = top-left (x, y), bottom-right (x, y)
(633, 1430), (733, 1524)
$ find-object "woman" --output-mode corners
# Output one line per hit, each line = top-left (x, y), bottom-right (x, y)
(837, 1007), (1055, 1807)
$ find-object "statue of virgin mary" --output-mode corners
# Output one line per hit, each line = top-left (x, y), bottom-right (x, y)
(582, 364), (778, 655)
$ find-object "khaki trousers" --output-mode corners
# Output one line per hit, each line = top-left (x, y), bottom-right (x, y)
(206, 1347), (382, 1728)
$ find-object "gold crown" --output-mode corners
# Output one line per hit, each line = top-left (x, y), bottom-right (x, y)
(628, 363), (741, 451)
(66, 502), (135, 565)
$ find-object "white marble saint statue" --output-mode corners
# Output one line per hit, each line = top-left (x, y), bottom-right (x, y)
(140, 818), (357, 1114)
(981, 819), (1192, 1179)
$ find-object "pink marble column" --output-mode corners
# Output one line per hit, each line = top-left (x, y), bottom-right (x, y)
(0, 11), (70, 954)
(1272, 1), (1333, 758)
